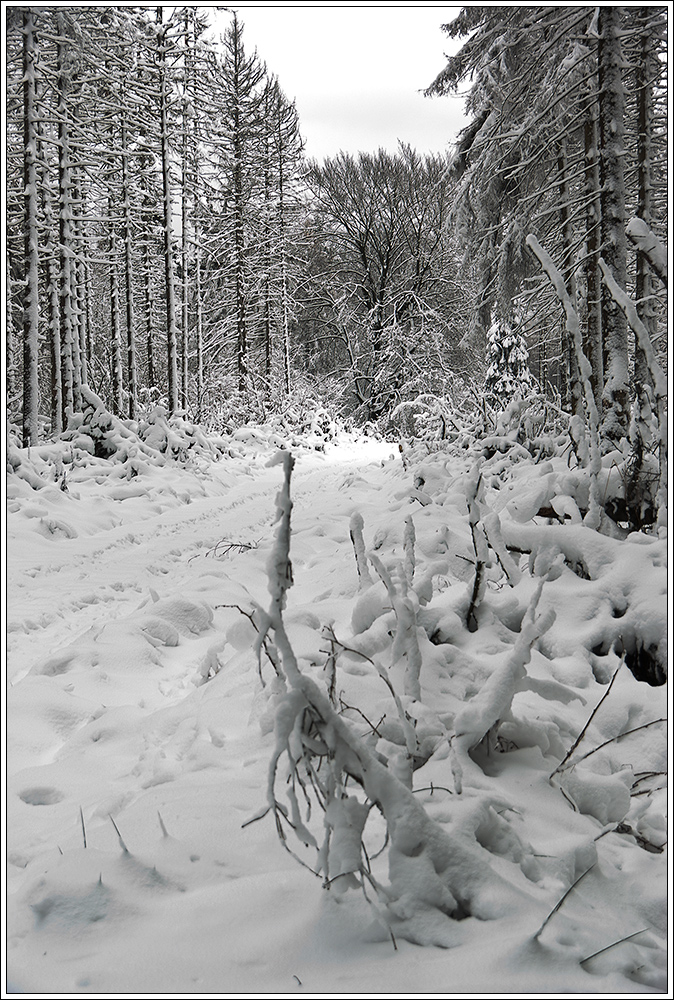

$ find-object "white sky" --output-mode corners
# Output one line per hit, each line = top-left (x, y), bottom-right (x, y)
(212, 5), (466, 160)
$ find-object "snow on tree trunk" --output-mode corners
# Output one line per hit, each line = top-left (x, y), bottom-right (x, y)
(634, 16), (658, 393)
(143, 235), (156, 390)
(157, 8), (179, 415)
(70, 169), (84, 410)
(527, 235), (602, 529)
(37, 116), (63, 434)
(583, 100), (603, 413)
(22, 9), (40, 447)
(598, 7), (629, 443)
(277, 99), (292, 396)
(109, 227), (123, 417)
(627, 218), (667, 289)
(121, 113), (137, 421)
(556, 139), (582, 417)
(598, 259), (667, 531)
(56, 15), (75, 428)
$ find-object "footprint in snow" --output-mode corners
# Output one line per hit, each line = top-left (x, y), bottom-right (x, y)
(18, 786), (65, 806)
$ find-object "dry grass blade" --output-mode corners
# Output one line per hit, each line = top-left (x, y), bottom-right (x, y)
(551, 661), (621, 777)
(533, 863), (595, 941)
(580, 928), (649, 966)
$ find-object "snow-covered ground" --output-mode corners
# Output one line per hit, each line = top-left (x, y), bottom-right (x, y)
(5, 426), (669, 995)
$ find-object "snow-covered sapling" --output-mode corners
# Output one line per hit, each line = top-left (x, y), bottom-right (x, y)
(256, 452), (535, 947)
(465, 471), (489, 632)
(349, 511), (373, 589)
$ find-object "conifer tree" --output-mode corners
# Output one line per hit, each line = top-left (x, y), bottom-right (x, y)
(484, 315), (535, 404)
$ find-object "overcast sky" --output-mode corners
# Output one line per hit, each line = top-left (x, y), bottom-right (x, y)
(213, 6), (466, 160)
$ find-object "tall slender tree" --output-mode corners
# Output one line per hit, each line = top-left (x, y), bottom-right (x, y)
(22, 9), (41, 446)
(597, 6), (629, 442)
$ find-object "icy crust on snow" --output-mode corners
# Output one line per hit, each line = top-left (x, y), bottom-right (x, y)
(6, 428), (668, 993)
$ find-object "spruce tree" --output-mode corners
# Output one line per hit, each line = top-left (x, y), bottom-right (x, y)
(484, 315), (535, 404)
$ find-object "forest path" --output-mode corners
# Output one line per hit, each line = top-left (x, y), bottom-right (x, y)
(7, 435), (407, 964)
(7, 437), (399, 687)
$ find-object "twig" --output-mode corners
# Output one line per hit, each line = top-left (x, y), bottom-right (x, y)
(338, 697), (386, 737)
(189, 538), (259, 562)
(241, 806), (271, 829)
(413, 784), (453, 796)
(321, 625), (376, 665)
(533, 863), (595, 940)
(216, 602), (283, 683)
(79, 805), (87, 849)
(557, 717), (666, 774)
(580, 928), (649, 967)
(550, 662), (621, 777)
(632, 783), (666, 798)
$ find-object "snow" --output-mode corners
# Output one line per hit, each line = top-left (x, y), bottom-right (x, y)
(625, 217), (668, 287)
(5, 425), (669, 995)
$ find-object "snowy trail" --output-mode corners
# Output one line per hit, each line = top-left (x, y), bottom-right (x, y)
(7, 441), (395, 683)
(6, 435), (667, 995)
(8, 438), (416, 993)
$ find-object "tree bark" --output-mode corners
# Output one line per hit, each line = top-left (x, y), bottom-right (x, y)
(583, 99), (603, 411)
(634, 9), (658, 392)
(557, 139), (582, 416)
(110, 226), (123, 415)
(157, 7), (179, 413)
(121, 113), (137, 419)
(56, 13), (75, 427)
(22, 10), (40, 446)
(598, 7), (629, 442)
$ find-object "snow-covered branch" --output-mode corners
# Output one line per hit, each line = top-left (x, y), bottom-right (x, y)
(625, 217), (667, 287)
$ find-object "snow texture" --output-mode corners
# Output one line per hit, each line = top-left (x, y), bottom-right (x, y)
(6, 420), (668, 994)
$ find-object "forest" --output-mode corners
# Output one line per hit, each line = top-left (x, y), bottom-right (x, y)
(7, 8), (667, 469)
(5, 6), (669, 995)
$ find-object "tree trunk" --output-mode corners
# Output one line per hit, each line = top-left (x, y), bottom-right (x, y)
(56, 14), (75, 427)
(557, 139), (581, 416)
(598, 7), (629, 442)
(37, 119), (62, 433)
(634, 10), (657, 392)
(181, 140), (189, 411)
(232, 25), (248, 392)
(143, 234), (156, 390)
(277, 99), (291, 395)
(583, 99), (602, 411)
(70, 167), (84, 406)
(110, 227), (123, 415)
(22, 10), (40, 446)
(121, 114), (137, 419)
(157, 8), (179, 413)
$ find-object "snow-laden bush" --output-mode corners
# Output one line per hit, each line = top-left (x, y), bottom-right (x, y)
(246, 441), (665, 956)
(136, 405), (228, 462)
(59, 388), (228, 468)
(250, 455), (536, 946)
